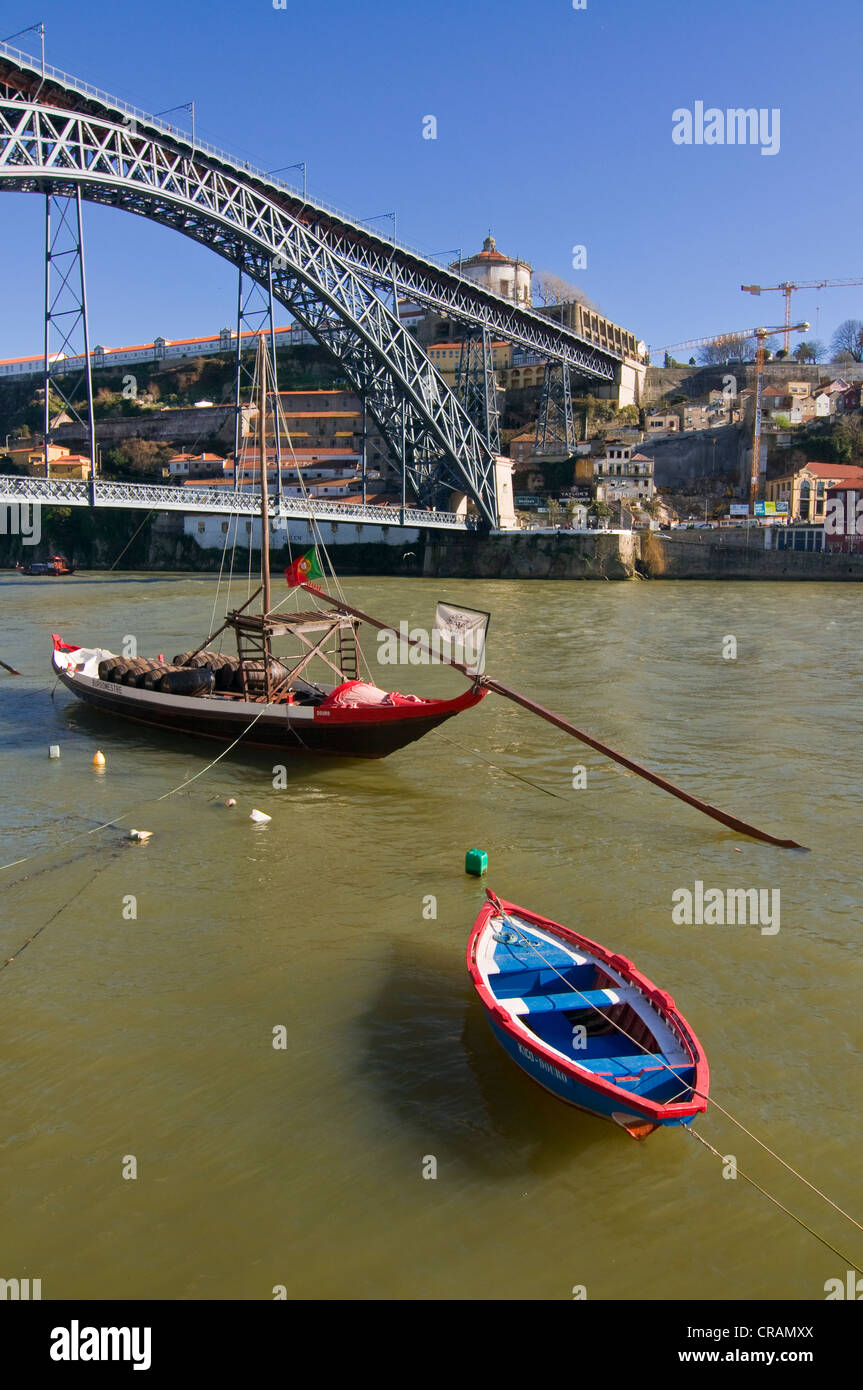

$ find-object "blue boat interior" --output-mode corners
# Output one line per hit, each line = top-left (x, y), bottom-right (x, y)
(488, 925), (695, 1104)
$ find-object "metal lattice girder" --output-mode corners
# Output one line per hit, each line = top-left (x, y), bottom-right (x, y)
(455, 330), (501, 455)
(535, 361), (575, 457)
(43, 188), (97, 485)
(0, 98), (499, 523)
(0, 45), (640, 380)
(0, 472), (469, 527)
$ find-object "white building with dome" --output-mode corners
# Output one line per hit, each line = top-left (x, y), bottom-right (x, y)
(451, 235), (532, 305)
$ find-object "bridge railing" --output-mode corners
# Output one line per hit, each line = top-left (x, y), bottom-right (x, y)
(0, 474), (467, 528)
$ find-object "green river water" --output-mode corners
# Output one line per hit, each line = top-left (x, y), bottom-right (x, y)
(0, 572), (860, 1300)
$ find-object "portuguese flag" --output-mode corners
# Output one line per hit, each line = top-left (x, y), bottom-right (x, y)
(285, 549), (323, 587)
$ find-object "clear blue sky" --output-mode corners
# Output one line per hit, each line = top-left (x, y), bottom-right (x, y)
(1, 0), (861, 360)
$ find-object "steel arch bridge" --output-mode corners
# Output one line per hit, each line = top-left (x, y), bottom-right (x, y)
(0, 44), (640, 528)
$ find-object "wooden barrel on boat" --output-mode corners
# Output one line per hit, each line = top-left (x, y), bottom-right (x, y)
(141, 663), (177, 690)
(171, 650), (240, 690)
(157, 667), (216, 696)
(173, 650), (236, 671)
(214, 658), (241, 690)
(98, 657), (129, 682)
(233, 659), (289, 696)
(131, 659), (167, 688)
(121, 659), (151, 686)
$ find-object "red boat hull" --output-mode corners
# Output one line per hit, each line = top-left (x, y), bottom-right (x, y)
(52, 636), (486, 757)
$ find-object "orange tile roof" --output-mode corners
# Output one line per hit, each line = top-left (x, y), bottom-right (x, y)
(428, 342), (509, 351)
(804, 462), (863, 480)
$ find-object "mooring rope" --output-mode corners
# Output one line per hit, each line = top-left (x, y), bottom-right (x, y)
(684, 1125), (862, 1275)
(487, 898), (863, 1251)
(1, 845), (123, 973)
(438, 734), (566, 800)
(0, 700), (272, 876)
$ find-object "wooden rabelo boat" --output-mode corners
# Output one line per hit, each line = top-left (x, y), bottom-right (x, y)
(51, 338), (486, 757)
(468, 891), (709, 1138)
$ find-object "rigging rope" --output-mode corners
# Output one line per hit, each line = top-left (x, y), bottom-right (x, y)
(438, 734), (566, 800)
(685, 1126), (862, 1276)
(488, 900), (863, 1252)
(271, 381), (370, 679)
(0, 700), (272, 876)
(1, 845), (123, 973)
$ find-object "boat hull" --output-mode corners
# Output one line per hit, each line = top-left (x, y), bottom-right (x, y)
(468, 895), (709, 1137)
(486, 1018), (690, 1135)
(53, 654), (485, 758)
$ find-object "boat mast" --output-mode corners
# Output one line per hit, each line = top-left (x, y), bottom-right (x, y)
(258, 333), (272, 616)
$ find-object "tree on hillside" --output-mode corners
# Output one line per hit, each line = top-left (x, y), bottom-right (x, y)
(532, 271), (598, 311)
(102, 439), (175, 480)
(794, 340), (825, 364)
(830, 319), (863, 363)
(698, 334), (755, 365)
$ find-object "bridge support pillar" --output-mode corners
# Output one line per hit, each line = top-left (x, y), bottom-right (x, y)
(534, 362), (574, 457)
(455, 328), (501, 455)
(43, 190), (97, 498)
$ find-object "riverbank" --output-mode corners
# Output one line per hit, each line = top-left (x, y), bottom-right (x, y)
(3, 509), (862, 579)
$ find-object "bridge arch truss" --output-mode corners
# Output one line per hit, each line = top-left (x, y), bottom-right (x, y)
(0, 45), (637, 528)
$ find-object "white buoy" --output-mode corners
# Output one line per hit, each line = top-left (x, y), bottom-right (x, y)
(225, 798), (237, 807)
(49, 745), (61, 759)
(127, 829), (153, 842)
(249, 809), (271, 824)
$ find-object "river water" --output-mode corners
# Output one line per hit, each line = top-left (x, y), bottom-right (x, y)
(1, 572), (860, 1300)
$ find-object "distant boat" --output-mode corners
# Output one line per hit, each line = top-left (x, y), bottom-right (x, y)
(17, 554), (76, 576)
(467, 891), (709, 1138)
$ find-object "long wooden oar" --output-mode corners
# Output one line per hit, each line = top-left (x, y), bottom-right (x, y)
(481, 674), (806, 849)
(300, 583), (808, 850)
(0, 657), (21, 675)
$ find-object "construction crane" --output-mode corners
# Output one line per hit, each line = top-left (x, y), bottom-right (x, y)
(653, 325), (797, 358)
(650, 321), (810, 513)
(741, 278), (863, 353)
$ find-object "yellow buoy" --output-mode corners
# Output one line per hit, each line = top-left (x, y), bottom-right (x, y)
(93, 750), (106, 768)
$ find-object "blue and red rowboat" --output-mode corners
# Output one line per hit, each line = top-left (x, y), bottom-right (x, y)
(467, 891), (709, 1139)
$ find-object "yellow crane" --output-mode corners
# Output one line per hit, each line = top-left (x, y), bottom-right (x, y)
(651, 321), (810, 513)
(741, 278), (863, 353)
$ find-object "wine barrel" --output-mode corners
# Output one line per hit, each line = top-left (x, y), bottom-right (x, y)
(158, 667), (216, 697)
(141, 663), (181, 690)
(98, 658), (128, 682)
(173, 650), (237, 671)
(214, 658), (241, 690)
(121, 658), (150, 686)
(132, 659), (167, 688)
(234, 659), (290, 696)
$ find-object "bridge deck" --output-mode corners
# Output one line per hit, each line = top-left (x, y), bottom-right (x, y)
(0, 475), (468, 529)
